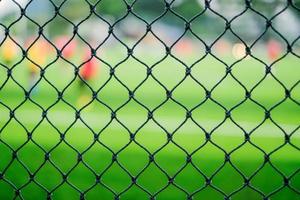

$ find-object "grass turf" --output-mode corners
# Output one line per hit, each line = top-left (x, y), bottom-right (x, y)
(0, 53), (299, 199)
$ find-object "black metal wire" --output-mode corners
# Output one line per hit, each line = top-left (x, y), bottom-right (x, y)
(0, 0), (299, 199)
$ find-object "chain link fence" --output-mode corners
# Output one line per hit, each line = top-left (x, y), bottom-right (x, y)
(0, 0), (300, 199)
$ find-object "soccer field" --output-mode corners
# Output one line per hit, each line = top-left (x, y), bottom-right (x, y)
(0, 53), (299, 200)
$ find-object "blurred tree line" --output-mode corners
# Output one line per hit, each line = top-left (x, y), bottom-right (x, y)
(72, 0), (300, 20)
(60, 0), (202, 21)
(2, 0), (299, 40)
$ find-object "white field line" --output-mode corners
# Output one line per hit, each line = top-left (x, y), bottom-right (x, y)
(0, 109), (299, 138)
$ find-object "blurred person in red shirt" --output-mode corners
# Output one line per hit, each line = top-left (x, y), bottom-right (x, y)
(267, 39), (282, 62)
(77, 48), (99, 107)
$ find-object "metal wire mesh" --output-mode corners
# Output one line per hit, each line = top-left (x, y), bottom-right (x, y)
(0, 0), (299, 199)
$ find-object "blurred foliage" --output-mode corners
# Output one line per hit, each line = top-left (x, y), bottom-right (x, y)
(59, 0), (203, 21)
(1, 0), (299, 38)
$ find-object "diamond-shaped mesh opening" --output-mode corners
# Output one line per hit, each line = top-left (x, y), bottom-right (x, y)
(0, 0), (299, 200)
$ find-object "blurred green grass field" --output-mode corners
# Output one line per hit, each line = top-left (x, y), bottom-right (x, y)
(0, 51), (299, 200)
